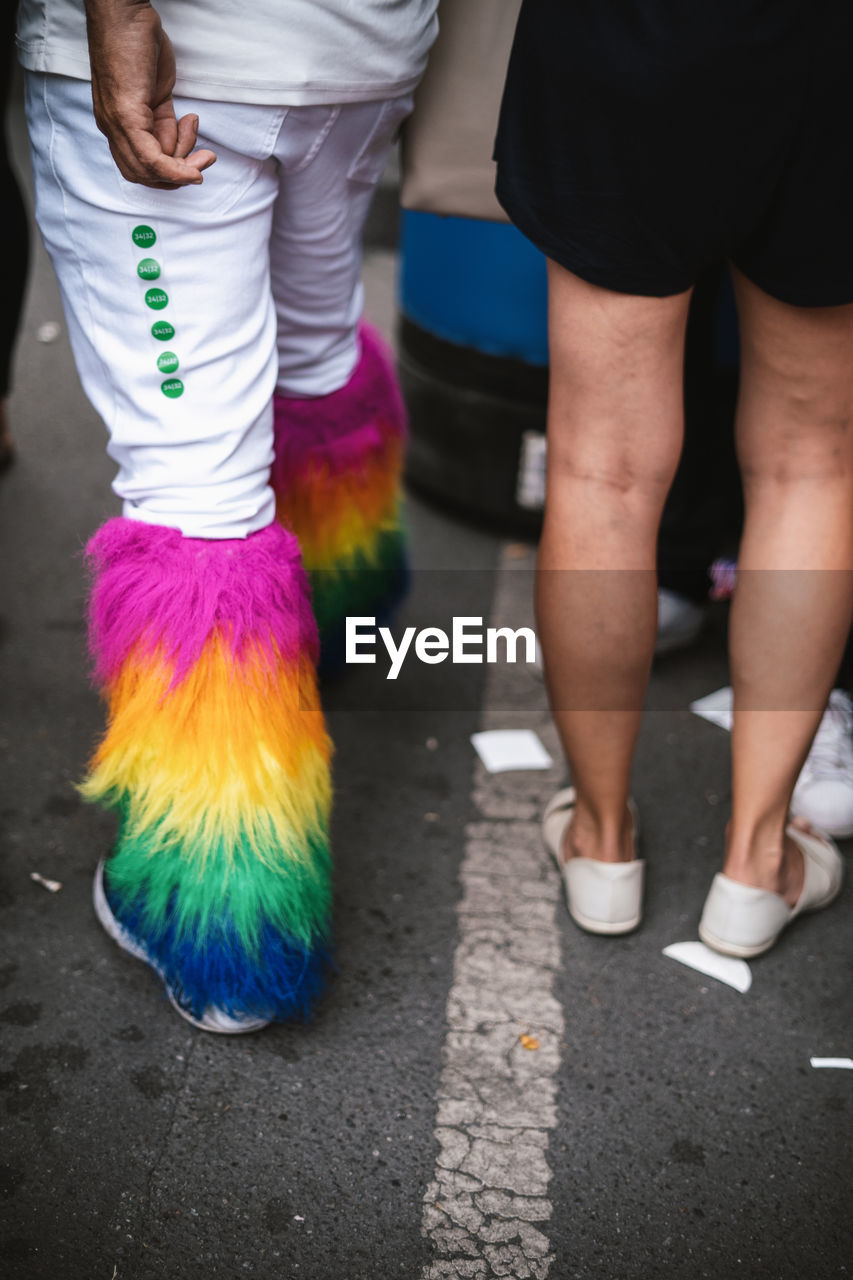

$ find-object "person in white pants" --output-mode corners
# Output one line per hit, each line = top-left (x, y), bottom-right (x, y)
(18, 0), (438, 1032)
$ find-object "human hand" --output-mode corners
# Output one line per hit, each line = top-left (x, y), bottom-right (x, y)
(85, 0), (216, 188)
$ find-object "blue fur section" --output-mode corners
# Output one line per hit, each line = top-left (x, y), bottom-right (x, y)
(104, 867), (333, 1022)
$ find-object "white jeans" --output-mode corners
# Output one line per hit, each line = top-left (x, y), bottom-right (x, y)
(26, 73), (411, 538)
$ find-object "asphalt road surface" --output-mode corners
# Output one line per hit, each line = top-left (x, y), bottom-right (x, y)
(2, 78), (851, 1280)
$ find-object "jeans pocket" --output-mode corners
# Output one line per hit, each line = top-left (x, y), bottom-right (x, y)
(346, 95), (414, 186)
(112, 98), (268, 221)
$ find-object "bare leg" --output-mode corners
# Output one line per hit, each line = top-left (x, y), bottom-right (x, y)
(726, 269), (853, 903)
(539, 262), (692, 862)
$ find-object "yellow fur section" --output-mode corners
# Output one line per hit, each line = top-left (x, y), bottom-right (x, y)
(80, 635), (332, 865)
(276, 439), (403, 570)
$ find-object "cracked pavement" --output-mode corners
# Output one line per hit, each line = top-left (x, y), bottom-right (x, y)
(2, 77), (852, 1280)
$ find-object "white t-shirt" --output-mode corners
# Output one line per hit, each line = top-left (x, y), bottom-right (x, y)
(17, 0), (439, 105)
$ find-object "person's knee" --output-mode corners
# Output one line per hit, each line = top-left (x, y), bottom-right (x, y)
(547, 434), (680, 512)
(750, 345), (852, 425)
(739, 376), (853, 489)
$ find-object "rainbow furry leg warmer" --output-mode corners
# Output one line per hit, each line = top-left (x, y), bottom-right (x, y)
(81, 518), (333, 1022)
(272, 323), (409, 671)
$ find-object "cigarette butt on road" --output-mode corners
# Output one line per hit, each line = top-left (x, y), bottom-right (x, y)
(30, 871), (63, 893)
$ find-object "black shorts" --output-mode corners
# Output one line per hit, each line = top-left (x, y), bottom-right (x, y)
(494, 0), (853, 305)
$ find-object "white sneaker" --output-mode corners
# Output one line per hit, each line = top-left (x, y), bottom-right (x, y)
(655, 588), (707, 655)
(791, 690), (853, 838)
(93, 860), (270, 1034)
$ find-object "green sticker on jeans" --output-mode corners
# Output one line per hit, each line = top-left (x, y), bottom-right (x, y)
(137, 258), (161, 281)
(145, 288), (169, 310)
(161, 378), (184, 399)
(151, 320), (175, 342)
(157, 351), (179, 375)
(132, 224), (156, 248)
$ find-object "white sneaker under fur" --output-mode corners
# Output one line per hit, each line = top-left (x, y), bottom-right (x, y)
(93, 860), (270, 1035)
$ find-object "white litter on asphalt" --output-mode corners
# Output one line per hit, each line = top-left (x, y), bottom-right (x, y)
(30, 871), (63, 893)
(36, 320), (61, 343)
(810, 1057), (853, 1070)
(689, 687), (733, 731)
(470, 728), (553, 773)
(663, 941), (752, 993)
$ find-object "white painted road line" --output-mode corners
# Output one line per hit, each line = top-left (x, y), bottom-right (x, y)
(422, 550), (566, 1279)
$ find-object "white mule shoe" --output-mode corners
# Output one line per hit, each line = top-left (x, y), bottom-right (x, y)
(542, 787), (644, 935)
(698, 824), (844, 959)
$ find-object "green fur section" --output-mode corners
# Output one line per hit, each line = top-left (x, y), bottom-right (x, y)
(310, 524), (408, 641)
(107, 802), (332, 955)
